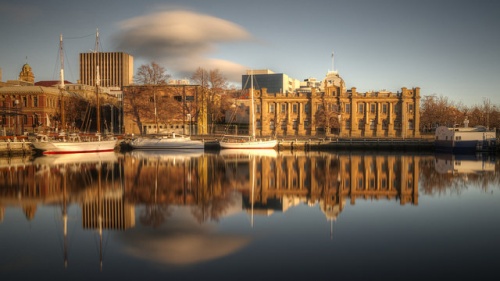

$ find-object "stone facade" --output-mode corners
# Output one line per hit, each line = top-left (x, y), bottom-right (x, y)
(233, 71), (420, 138)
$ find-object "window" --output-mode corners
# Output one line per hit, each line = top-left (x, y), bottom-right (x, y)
(358, 103), (364, 113)
(346, 119), (351, 129)
(270, 120), (275, 130)
(382, 103), (388, 114)
(293, 104), (298, 113)
(408, 104), (414, 113)
(256, 119), (262, 129)
(292, 119), (298, 129)
(269, 103), (275, 113)
(345, 103), (351, 113)
(370, 104), (376, 113)
(304, 104), (310, 114)
(370, 119), (375, 130)
(281, 120), (287, 130)
(281, 103), (286, 113)
(256, 104), (261, 113)
(358, 119), (365, 130)
(408, 119), (414, 129)
(304, 119), (310, 128)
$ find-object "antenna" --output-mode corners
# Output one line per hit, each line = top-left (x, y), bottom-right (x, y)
(94, 28), (100, 53)
(59, 34), (64, 89)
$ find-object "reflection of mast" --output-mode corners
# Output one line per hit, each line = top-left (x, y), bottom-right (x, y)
(97, 164), (103, 271)
(251, 155), (255, 228)
(62, 168), (68, 268)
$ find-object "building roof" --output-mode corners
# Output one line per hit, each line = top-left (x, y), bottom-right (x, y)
(34, 80), (73, 87)
(0, 86), (62, 95)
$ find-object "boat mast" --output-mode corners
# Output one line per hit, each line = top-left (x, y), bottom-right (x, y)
(250, 70), (255, 140)
(59, 34), (66, 131)
(94, 29), (101, 134)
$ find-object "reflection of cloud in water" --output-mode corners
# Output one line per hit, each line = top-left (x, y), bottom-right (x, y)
(119, 196), (250, 266)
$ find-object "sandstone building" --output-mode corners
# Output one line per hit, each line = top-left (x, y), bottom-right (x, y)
(230, 70), (420, 138)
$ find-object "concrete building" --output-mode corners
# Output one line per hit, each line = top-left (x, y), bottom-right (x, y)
(241, 69), (300, 94)
(79, 52), (133, 88)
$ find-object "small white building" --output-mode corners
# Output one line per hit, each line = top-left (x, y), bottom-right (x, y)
(435, 119), (496, 152)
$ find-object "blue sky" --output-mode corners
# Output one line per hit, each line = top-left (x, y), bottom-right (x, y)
(1, 0), (499, 106)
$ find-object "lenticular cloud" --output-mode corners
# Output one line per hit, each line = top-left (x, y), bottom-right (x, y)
(114, 9), (251, 60)
(112, 9), (252, 82)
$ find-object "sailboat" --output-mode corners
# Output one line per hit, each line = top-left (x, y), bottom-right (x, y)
(219, 70), (277, 149)
(31, 32), (118, 155)
(129, 81), (204, 150)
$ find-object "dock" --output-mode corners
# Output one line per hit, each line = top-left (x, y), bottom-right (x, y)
(277, 138), (435, 151)
(0, 138), (32, 156)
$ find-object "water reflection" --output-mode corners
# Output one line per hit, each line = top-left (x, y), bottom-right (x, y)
(0, 150), (499, 271)
(2, 151), (498, 226)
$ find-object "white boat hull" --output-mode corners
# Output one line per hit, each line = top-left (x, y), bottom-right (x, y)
(130, 136), (204, 150)
(31, 139), (118, 155)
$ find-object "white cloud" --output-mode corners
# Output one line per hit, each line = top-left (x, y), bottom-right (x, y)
(113, 9), (253, 83)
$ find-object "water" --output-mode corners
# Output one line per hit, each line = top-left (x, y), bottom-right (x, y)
(1, 150), (499, 280)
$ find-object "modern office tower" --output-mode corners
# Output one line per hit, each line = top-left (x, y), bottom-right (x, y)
(79, 52), (133, 88)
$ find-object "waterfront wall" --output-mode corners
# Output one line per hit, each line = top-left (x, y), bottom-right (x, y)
(2, 137), (498, 156)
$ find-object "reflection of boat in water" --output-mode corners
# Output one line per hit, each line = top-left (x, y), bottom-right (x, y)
(130, 133), (205, 150)
(129, 149), (204, 160)
(219, 148), (277, 162)
(33, 151), (118, 166)
(434, 153), (495, 174)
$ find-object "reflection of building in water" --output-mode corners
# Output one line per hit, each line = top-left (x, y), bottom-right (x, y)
(242, 152), (420, 220)
(0, 158), (134, 230)
(81, 189), (135, 230)
(434, 154), (495, 175)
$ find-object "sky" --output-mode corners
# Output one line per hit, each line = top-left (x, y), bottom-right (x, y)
(1, 0), (499, 106)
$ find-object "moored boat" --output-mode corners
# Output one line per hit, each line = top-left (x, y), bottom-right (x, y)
(219, 70), (277, 150)
(130, 133), (204, 150)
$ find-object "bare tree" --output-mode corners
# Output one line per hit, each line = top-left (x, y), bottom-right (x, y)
(134, 61), (170, 85)
(420, 94), (459, 131)
(131, 62), (172, 134)
(314, 98), (340, 136)
(191, 67), (228, 134)
(123, 86), (153, 134)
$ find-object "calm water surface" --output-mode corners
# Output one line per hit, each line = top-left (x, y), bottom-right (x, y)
(1, 150), (499, 280)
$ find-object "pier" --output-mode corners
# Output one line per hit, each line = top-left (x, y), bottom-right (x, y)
(0, 137), (32, 156)
(277, 137), (435, 152)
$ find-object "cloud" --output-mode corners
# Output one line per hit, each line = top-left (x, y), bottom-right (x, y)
(118, 205), (251, 266)
(113, 9), (253, 83)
